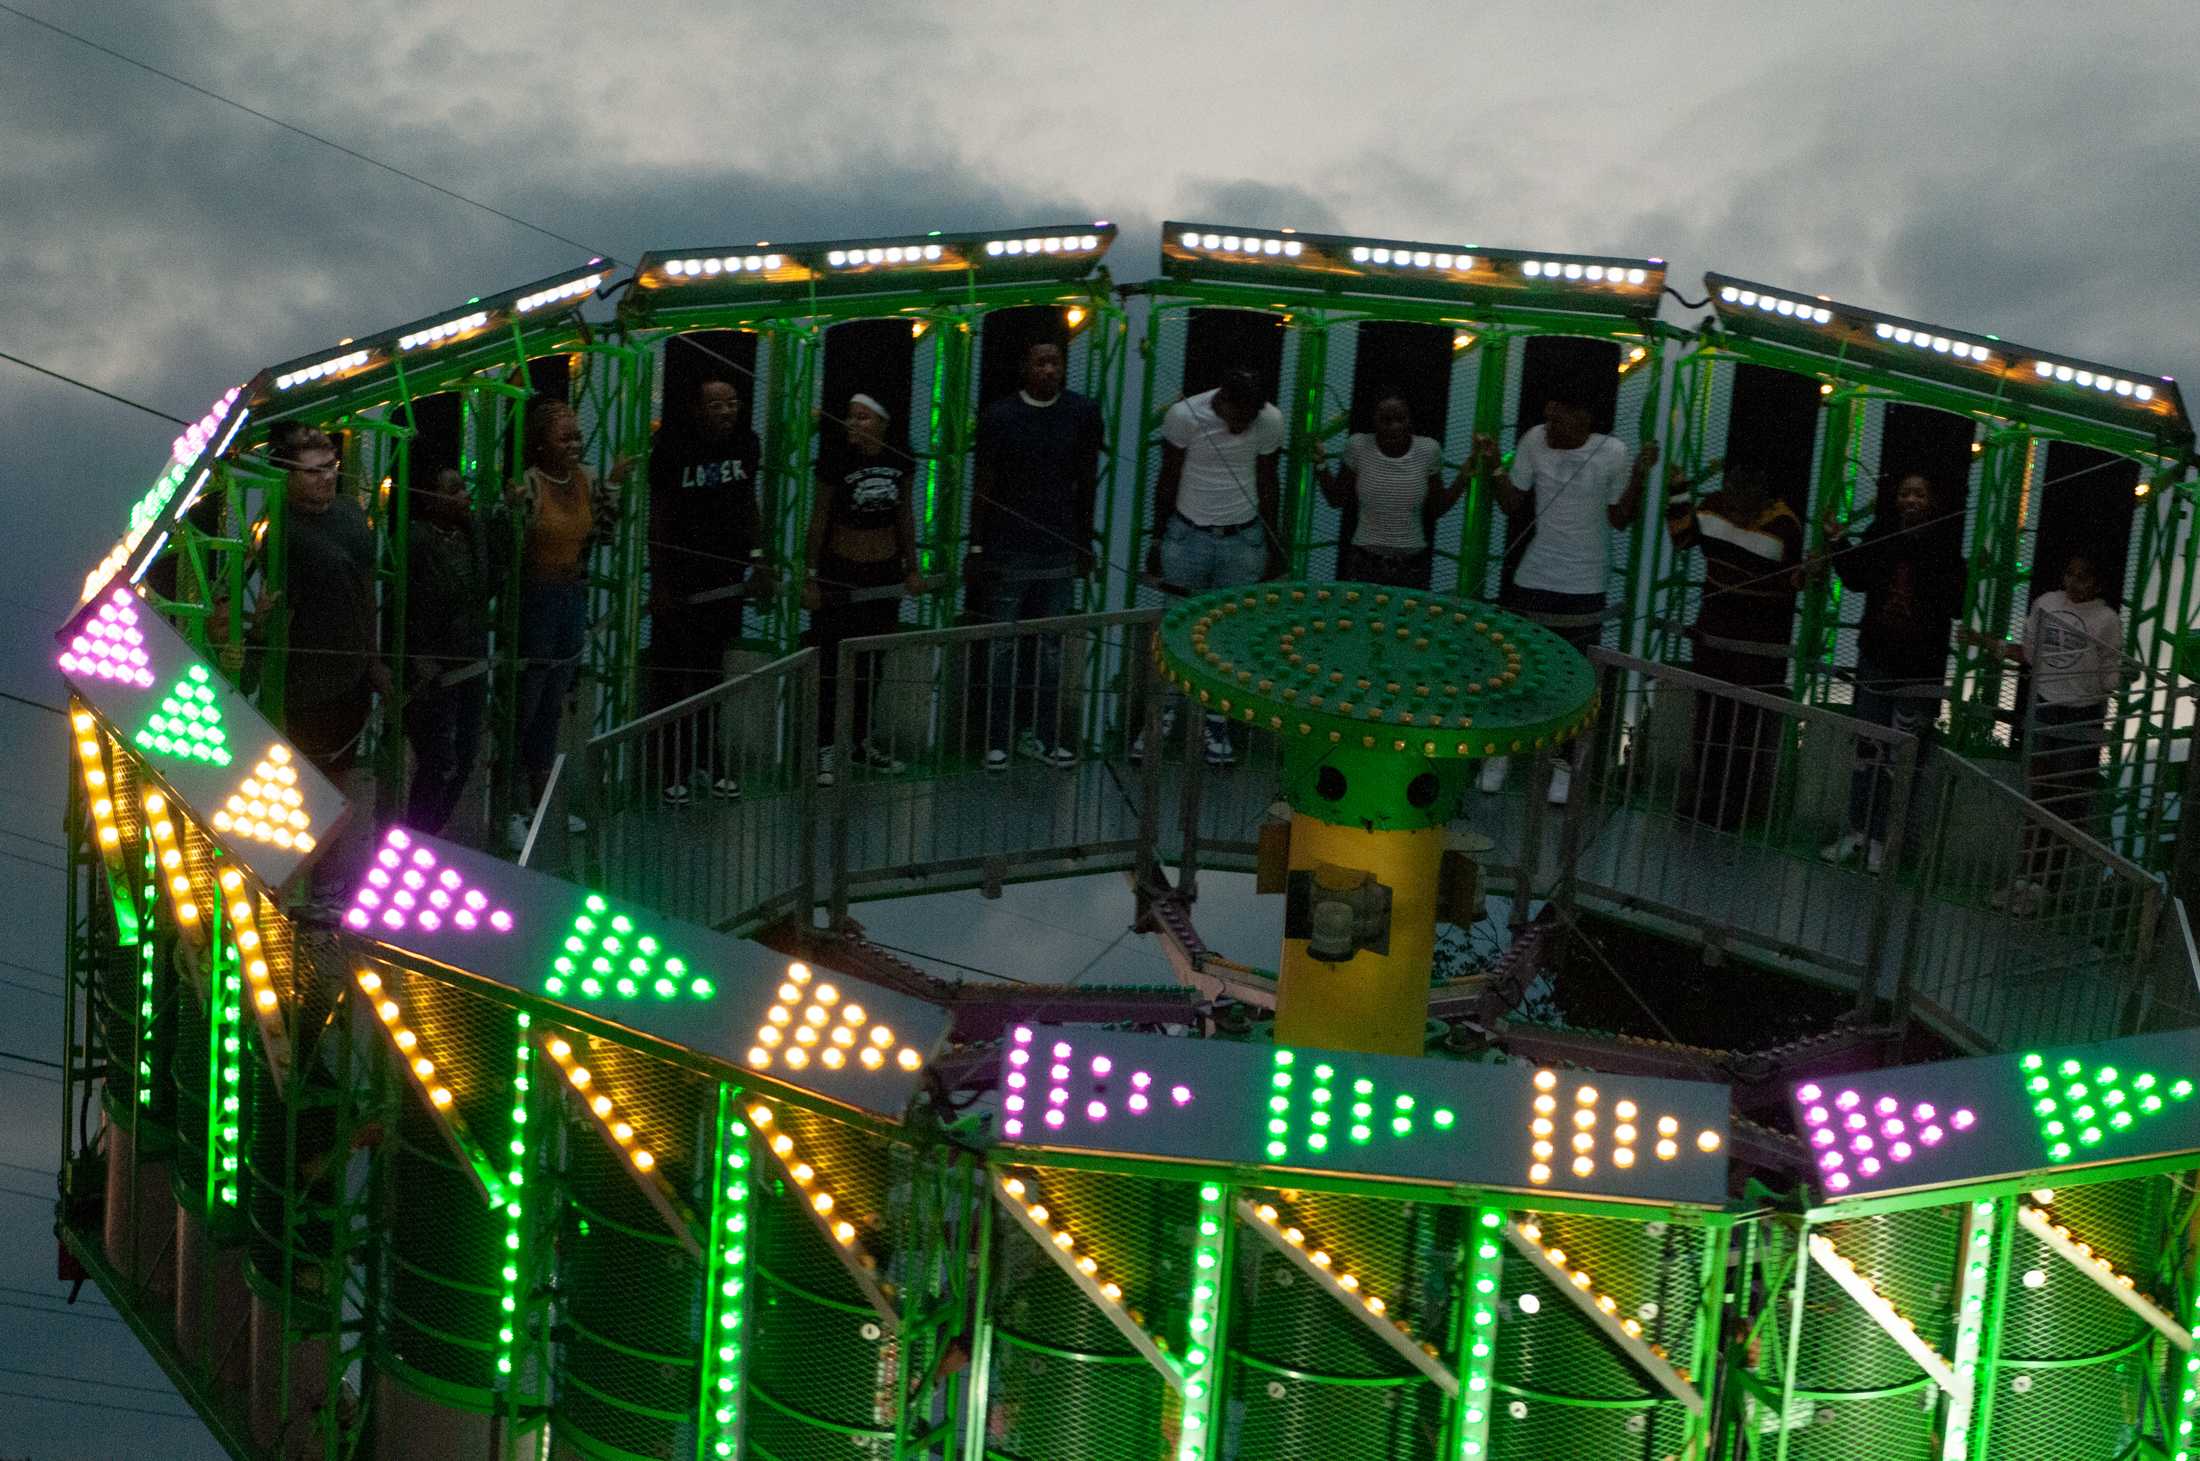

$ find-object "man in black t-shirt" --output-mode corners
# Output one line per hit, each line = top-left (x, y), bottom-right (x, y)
(968, 341), (1104, 770)
(646, 378), (768, 803)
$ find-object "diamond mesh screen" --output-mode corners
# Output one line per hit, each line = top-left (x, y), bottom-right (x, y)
(170, 954), (209, 1209)
(551, 1037), (712, 1461)
(746, 1103), (925, 1461)
(1982, 1174), (2167, 1461)
(1491, 1210), (1703, 1461)
(240, 1038), (341, 1329)
(1228, 1191), (1454, 1461)
(374, 965), (522, 1405)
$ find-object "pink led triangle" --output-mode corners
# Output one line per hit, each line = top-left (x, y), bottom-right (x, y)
(346, 827), (512, 935)
(1001, 1027), (1193, 1142)
(58, 589), (155, 688)
(1795, 1081), (1978, 1192)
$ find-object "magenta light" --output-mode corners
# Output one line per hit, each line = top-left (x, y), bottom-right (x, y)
(58, 592), (155, 687)
(1913, 1102), (1936, 1121)
(1044, 1109), (1065, 1129)
(1087, 1101), (1107, 1121)
(1049, 1063), (1070, 1082)
(1952, 1109), (1975, 1130)
(1005, 1095), (1024, 1112)
(1922, 1125), (1944, 1145)
(1004, 1119), (1024, 1138)
(1827, 1172), (1851, 1191)
(1009, 1049), (1029, 1067)
(1007, 1072), (1026, 1090)
(1128, 1093), (1148, 1113)
(1819, 1152), (1843, 1172)
(346, 829), (512, 938)
(1811, 1128), (1835, 1147)
(1047, 1088), (1068, 1106)
(1091, 1055), (1112, 1077)
(1835, 1089), (1860, 1110)
(1013, 1027), (1032, 1044)
(1132, 1071), (1152, 1090)
(1891, 1141), (1913, 1160)
(1881, 1119), (1904, 1138)
(1809, 1087), (1978, 1194)
(1052, 1041), (1071, 1059)
(1850, 1135), (1874, 1154)
(1845, 1112), (1866, 1131)
(1859, 1157), (1882, 1176)
(1875, 1096), (1897, 1115)
(1171, 1085), (1192, 1106)
(1806, 1106), (1829, 1125)
(1797, 1083), (1822, 1102)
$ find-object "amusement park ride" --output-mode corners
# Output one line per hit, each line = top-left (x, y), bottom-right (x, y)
(36, 218), (2200, 1461)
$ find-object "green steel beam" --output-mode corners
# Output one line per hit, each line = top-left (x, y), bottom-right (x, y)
(1445, 1206), (1505, 1459)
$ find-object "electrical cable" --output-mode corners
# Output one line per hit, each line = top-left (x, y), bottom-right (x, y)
(0, 1362), (183, 1400)
(0, 688), (66, 716)
(0, 977), (62, 1000)
(0, 2), (614, 263)
(0, 1382), (195, 1422)
(0, 1047), (64, 1070)
(0, 847), (64, 875)
(0, 347), (189, 425)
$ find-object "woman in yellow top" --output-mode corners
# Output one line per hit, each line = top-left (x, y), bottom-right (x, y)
(506, 395), (624, 849)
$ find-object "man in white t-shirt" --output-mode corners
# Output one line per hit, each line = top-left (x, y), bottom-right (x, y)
(1138, 368), (1287, 765)
(1469, 374), (1656, 802)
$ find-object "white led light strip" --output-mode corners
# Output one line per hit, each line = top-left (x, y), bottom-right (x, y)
(1181, 230), (1308, 260)
(830, 242), (947, 267)
(1868, 319), (1995, 364)
(1719, 284), (1835, 328)
(276, 351), (369, 392)
(980, 233), (1101, 259)
(1347, 241), (1468, 270)
(1521, 258), (1651, 286)
(1806, 1233), (1957, 1390)
(515, 272), (605, 312)
(398, 311), (491, 352)
(1506, 1220), (1702, 1412)
(2026, 356), (2160, 402)
(1240, 1196), (1459, 1396)
(2016, 1203), (2193, 1350)
(662, 254), (784, 279)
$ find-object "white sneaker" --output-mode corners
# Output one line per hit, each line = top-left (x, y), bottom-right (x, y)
(1819, 831), (1864, 865)
(1546, 763), (1572, 806)
(1477, 757), (1511, 794)
(984, 748), (1010, 774)
(858, 740), (906, 775)
(1864, 840), (1885, 875)
(504, 813), (530, 852)
(566, 812), (588, 835)
(816, 745), (836, 787)
(1203, 719), (1235, 767)
(1129, 708), (1178, 764)
(662, 783), (692, 807)
(710, 776), (742, 801)
(1015, 730), (1052, 765)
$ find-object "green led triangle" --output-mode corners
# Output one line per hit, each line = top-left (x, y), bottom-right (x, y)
(547, 893), (716, 1002)
(1264, 1048), (1457, 1162)
(2020, 1051), (2195, 1163)
(134, 664), (233, 766)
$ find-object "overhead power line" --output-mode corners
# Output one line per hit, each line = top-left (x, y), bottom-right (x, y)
(0, 347), (189, 425)
(0, 3), (613, 261)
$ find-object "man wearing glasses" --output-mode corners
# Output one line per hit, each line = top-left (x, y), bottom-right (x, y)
(267, 421), (389, 781)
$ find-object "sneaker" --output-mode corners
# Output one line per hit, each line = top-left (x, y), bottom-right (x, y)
(817, 745), (836, 787)
(505, 813), (531, 852)
(1992, 878), (2043, 915)
(1819, 830), (1865, 866)
(663, 783), (692, 807)
(1203, 718), (1235, 767)
(1016, 730), (1075, 767)
(1864, 840), (1885, 875)
(857, 740), (906, 774)
(1546, 763), (1572, 806)
(710, 776), (742, 801)
(1477, 757), (1511, 794)
(1046, 742), (1078, 769)
(1130, 708), (1178, 764)
(984, 748), (1011, 774)
(566, 812), (588, 835)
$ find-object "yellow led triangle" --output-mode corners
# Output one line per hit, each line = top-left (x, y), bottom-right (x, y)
(211, 743), (316, 852)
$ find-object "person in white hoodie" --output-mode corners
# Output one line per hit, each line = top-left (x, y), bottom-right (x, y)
(1968, 550), (2132, 909)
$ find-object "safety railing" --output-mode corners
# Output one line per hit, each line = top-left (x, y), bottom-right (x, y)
(581, 648), (816, 934)
(1901, 744), (2176, 1048)
(827, 608), (1163, 923)
(1556, 650), (1923, 992)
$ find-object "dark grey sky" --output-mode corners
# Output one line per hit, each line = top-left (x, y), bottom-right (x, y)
(2, 2), (2197, 1453)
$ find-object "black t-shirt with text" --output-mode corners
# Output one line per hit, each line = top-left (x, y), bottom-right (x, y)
(813, 438), (916, 537)
(649, 425), (762, 590)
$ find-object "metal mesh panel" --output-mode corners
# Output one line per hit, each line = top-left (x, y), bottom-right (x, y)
(1983, 1175), (2166, 1461)
(1228, 1192), (1451, 1461)
(983, 1165), (1192, 1461)
(552, 1040), (713, 1461)
(240, 1040), (340, 1329)
(747, 1104), (916, 1461)
(375, 965), (522, 1403)
(1490, 1211), (1702, 1461)
(171, 959), (210, 1208)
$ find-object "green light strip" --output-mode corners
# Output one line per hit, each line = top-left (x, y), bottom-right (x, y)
(1264, 1047), (1457, 1162)
(137, 847), (155, 1106)
(547, 893), (715, 1002)
(2175, 1246), (2199, 1461)
(1175, 1181), (1228, 1461)
(135, 665), (233, 766)
(496, 1013), (531, 1381)
(2020, 1051), (2193, 1162)
(209, 890), (243, 1210)
(698, 1085), (752, 1460)
(1451, 1208), (1503, 1458)
(1940, 1199), (1994, 1460)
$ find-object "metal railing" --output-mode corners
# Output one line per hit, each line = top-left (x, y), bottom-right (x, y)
(1554, 650), (1923, 990)
(582, 648), (816, 934)
(827, 608), (1163, 922)
(1901, 744), (2177, 1048)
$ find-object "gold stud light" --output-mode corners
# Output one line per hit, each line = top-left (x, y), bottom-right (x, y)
(746, 962), (924, 1077)
(141, 791), (199, 927)
(1525, 1071), (1719, 1186)
(211, 743), (316, 852)
(1241, 1194), (1458, 1394)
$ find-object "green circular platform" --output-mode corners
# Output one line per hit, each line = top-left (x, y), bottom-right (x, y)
(1157, 582), (1597, 758)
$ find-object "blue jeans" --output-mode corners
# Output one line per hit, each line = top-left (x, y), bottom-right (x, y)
(1160, 517), (1266, 726)
(978, 557), (1076, 752)
(516, 581), (587, 799)
(1844, 660), (1939, 844)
